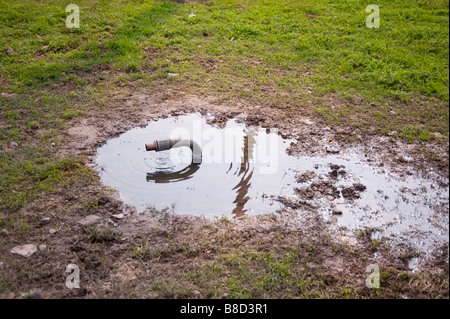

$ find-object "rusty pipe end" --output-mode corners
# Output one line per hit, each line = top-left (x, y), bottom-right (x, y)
(145, 138), (202, 163)
(145, 141), (157, 152)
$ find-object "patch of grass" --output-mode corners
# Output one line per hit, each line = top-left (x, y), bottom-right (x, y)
(197, 249), (331, 298)
(0, 1), (447, 143)
(164, 241), (449, 299)
(356, 229), (367, 238)
(114, 0), (448, 140)
(400, 125), (432, 143)
(0, 0), (133, 87)
(87, 225), (121, 243)
(130, 238), (150, 258)
(0, 149), (88, 211)
(221, 215), (230, 223)
(83, 200), (99, 210)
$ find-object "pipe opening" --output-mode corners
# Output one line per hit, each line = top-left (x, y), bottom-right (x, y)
(146, 138), (202, 164)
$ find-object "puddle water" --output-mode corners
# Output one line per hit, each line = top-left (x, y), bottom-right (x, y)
(95, 114), (290, 218)
(94, 113), (449, 253)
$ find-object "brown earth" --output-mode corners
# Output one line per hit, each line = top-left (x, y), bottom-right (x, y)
(0, 90), (448, 299)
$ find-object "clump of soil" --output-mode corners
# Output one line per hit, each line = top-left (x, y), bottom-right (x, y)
(341, 183), (368, 200)
(295, 164), (367, 201)
(296, 180), (341, 200)
(328, 164), (347, 179)
(296, 170), (317, 183)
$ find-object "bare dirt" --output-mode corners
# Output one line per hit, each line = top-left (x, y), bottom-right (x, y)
(0, 91), (448, 299)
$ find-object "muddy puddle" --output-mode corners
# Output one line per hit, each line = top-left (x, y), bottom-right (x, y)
(94, 113), (449, 253)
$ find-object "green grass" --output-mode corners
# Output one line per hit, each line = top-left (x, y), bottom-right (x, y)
(134, 241), (448, 299)
(0, 148), (85, 211)
(1, 0), (448, 141)
(1, 0), (448, 102)
(0, 0), (448, 234)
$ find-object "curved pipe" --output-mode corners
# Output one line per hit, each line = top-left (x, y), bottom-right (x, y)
(146, 163), (200, 184)
(145, 138), (202, 164)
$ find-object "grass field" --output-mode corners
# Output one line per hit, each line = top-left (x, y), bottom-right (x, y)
(1, 0), (448, 213)
(0, 0), (448, 299)
(1, 1), (448, 124)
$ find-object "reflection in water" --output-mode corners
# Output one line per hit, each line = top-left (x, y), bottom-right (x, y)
(230, 130), (256, 218)
(146, 164), (201, 184)
(144, 130), (258, 218)
(95, 114), (449, 253)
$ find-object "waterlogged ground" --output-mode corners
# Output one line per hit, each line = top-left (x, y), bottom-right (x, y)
(95, 113), (449, 256)
(0, 94), (448, 299)
(94, 114), (288, 217)
(0, 0), (448, 299)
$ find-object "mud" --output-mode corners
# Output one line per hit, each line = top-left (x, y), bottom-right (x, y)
(93, 113), (291, 218)
(85, 101), (449, 257)
(2, 92), (446, 299)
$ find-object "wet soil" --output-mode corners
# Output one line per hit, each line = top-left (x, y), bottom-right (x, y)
(93, 111), (448, 255)
(1, 92), (448, 299)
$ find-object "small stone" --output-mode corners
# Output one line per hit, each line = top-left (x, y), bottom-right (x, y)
(77, 215), (101, 226)
(49, 229), (57, 234)
(0, 228), (9, 236)
(11, 244), (38, 257)
(30, 289), (43, 299)
(433, 132), (445, 139)
(38, 244), (47, 251)
(332, 208), (343, 215)
(40, 217), (51, 225)
(112, 213), (124, 220)
(98, 197), (111, 206)
(108, 220), (118, 227)
(9, 141), (19, 149)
